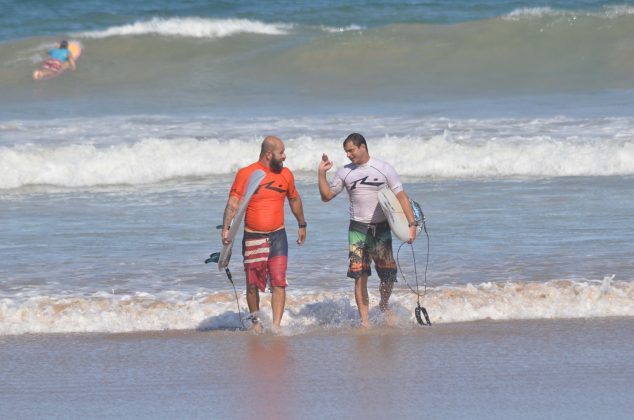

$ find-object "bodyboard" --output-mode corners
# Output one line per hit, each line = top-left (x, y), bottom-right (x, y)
(218, 169), (266, 270)
(377, 186), (410, 242)
(67, 42), (82, 60)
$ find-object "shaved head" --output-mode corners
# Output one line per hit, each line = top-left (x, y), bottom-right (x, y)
(259, 136), (286, 172)
(260, 136), (283, 157)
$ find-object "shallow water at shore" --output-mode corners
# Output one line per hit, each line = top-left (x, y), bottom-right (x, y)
(1, 317), (632, 419)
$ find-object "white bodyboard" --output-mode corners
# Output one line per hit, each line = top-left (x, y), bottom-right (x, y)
(377, 186), (410, 242)
(218, 169), (266, 270)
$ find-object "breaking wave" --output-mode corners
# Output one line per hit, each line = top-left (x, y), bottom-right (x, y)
(1, 277), (631, 335)
(2, 116), (634, 189)
(76, 17), (293, 39)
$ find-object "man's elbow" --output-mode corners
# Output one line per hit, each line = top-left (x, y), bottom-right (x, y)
(320, 193), (333, 202)
(395, 190), (409, 199)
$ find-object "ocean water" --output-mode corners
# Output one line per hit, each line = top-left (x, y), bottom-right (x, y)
(0, 0), (634, 419)
(1, 1), (633, 417)
(2, 1), (634, 117)
(2, 0), (633, 328)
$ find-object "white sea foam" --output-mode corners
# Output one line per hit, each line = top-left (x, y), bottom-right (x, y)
(504, 5), (634, 21)
(2, 133), (633, 189)
(320, 24), (364, 33)
(76, 17), (292, 39)
(2, 115), (634, 189)
(504, 7), (560, 20)
(0, 137), (256, 189)
(0, 279), (631, 335)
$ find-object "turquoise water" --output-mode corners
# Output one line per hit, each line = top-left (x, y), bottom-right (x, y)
(2, 0), (627, 40)
(1, 1), (634, 117)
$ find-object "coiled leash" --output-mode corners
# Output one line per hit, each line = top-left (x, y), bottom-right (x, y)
(205, 225), (247, 330)
(396, 200), (432, 326)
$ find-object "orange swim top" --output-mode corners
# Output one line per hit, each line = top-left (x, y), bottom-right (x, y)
(229, 161), (298, 232)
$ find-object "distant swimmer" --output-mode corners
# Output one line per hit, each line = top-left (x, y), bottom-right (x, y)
(33, 40), (77, 80)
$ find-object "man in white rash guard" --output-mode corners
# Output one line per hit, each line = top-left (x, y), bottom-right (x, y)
(318, 133), (418, 328)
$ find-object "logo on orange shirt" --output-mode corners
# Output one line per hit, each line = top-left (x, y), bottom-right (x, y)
(255, 181), (287, 194)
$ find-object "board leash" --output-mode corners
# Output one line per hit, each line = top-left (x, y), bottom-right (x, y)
(396, 201), (432, 326)
(205, 225), (247, 330)
(222, 266), (247, 329)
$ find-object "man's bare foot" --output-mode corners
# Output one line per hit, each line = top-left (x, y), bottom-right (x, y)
(359, 319), (370, 329)
(383, 310), (396, 326)
(250, 321), (263, 334)
(248, 315), (263, 333)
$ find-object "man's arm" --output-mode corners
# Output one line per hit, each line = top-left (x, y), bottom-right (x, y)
(395, 190), (417, 244)
(288, 196), (306, 245)
(221, 195), (240, 245)
(318, 155), (335, 202)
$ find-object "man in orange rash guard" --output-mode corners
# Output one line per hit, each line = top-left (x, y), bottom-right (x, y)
(221, 136), (307, 333)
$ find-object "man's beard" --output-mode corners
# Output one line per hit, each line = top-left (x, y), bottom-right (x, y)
(270, 157), (284, 173)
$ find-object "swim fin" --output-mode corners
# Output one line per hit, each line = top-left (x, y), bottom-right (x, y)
(205, 252), (220, 264)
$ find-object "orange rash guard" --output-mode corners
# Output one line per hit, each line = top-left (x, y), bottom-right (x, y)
(229, 161), (298, 232)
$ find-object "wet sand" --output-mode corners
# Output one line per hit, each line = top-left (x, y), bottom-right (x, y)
(1, 318), (632, 419)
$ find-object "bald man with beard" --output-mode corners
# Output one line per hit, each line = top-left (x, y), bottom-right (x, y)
(222, 136), (307, 333)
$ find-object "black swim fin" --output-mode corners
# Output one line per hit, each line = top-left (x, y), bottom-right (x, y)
(205, 252), (220, 264)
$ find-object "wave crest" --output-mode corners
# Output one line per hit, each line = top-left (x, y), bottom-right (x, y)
(76, 17), (292, 39)
(1, 278), (631, 335)
(504, 5), (634, 21)
(3, 121), (634, 189)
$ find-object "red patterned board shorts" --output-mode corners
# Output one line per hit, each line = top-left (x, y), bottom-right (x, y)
(42, 59), (63, 71)
(242, 229), (288, 292)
